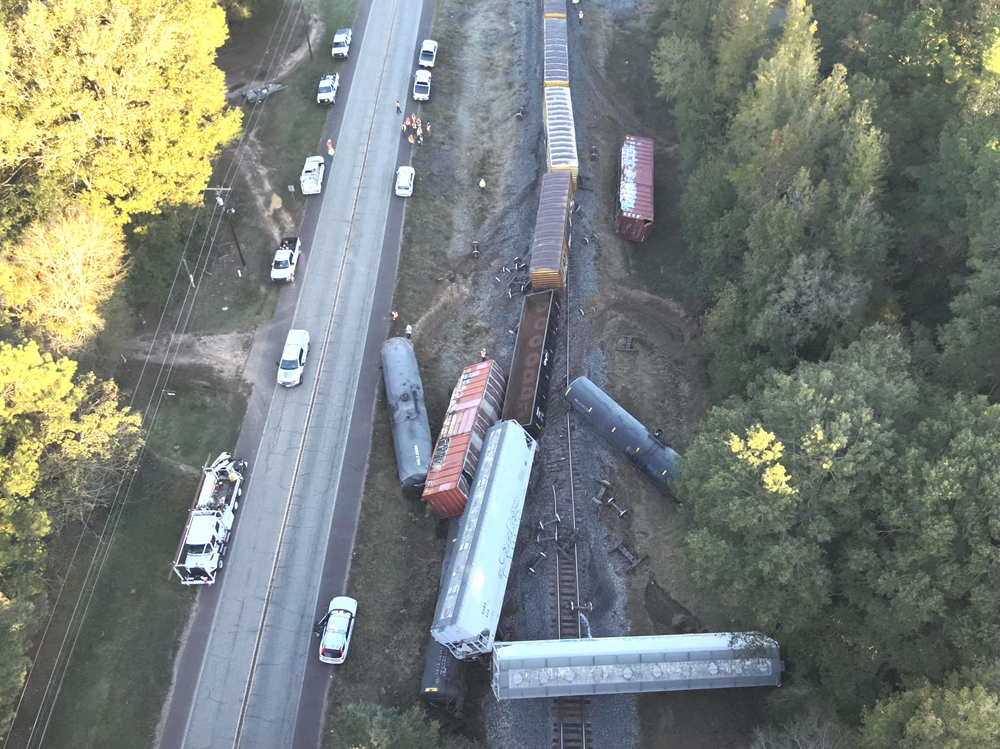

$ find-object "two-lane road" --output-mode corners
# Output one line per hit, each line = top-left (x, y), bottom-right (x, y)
(157, 0), (431, 746)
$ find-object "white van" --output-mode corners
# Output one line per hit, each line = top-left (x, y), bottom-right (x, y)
(277, 329), (311, 387)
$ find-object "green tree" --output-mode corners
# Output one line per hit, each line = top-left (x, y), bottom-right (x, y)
(0, 593), (35, 734)
(328, 703), (440, 749)
(860, 662), (1000, 749)
(678, 325), (1000, 713)
(0, 0), (242, 228)
(0, 202), (128, 352)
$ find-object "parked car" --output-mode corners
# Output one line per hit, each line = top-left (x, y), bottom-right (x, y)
(270, 237), (302, 283)
(316, 73), (340, 105)
(300, 156), (325, 195)
(277, 329), (310, 387)
(319, 596), (358, 664)
(412, 69), (431, 101)
(331, 28), (352, 58)
(418, 39), (438, 68)
(395, 166), (415, 197)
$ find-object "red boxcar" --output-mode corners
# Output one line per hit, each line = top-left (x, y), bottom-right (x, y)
(614, 135), (654, 243)
(422, 360), (507, 518)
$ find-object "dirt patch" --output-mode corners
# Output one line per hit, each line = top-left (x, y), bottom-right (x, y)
(125, 331), (254, 381)
(236, 132), (297, 243)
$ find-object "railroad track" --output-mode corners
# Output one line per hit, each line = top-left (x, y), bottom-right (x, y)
(545, 297), (591, 749)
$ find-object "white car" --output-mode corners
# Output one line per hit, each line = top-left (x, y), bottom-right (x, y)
(300, 156), (325, 195)
(277, 329), (310, 387)
(316, 73), (339, 105)
(418, 39), (438, 68)
(270, 237), (301, 283)
(319, 596), (358, 664)
(331, 28), (352, 58)
(394, 166), (415, 197)
(412, 69), (431, 101)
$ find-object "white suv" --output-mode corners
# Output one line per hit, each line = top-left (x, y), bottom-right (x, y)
(277, 329), (310, 387)
(394, 166), (415, 197)
(318, 596), (357, 664)
(331, 28), (352, 58)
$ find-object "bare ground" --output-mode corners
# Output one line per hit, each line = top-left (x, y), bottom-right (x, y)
(124, 331), (254, 381)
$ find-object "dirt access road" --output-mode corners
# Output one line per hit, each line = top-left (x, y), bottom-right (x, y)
(155, 1), (435, 748)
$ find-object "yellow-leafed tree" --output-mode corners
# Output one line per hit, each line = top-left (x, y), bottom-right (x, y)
(0, 0), (242, 227)
(0, 203), (128, 352)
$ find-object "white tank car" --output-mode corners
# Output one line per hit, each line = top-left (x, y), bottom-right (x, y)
(430, 420), (537, 658)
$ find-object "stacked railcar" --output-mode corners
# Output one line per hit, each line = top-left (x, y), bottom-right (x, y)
(528, 171), (573, 290)
(381, 338), (433, 492)
(422, 360), (507, 518)
(543, 86), (579, 189)
(502, 291), (560, 438)
(430, 420), (537, 659)
(543, 18), (569, 87)
(564, 375), (679, 495)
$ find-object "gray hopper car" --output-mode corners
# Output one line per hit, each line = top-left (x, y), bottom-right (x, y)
(564, 376), (679, 495)
(381, 338), (433, 492)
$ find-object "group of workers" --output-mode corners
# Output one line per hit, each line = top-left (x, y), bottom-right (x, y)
(400, 110), (428, 145)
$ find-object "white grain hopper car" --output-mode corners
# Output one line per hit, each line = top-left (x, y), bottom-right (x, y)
(491, 632), (783, 700)
(430, 420), (537, 659)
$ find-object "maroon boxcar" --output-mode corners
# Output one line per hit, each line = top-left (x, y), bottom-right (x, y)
(614, 135), (654, 243)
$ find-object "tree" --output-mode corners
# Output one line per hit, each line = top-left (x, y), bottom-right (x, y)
(0, 593), (36, 734)
(0, 203), (128, 352)
(328, 703), (440, 749)
(0, 340), (143, 598)
(860, 662), (1000, 749)
(677, 325), (1000, 714)
(0, 0), (242, 228)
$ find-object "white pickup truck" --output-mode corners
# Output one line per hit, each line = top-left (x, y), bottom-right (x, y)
(172, 452), (247, 585)
(300, 156), (326, 195)
(331, 28), (352, 58)
(316, 73), (340, 105)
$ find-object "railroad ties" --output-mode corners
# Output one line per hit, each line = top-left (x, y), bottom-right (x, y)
(543, 297), (591, 749)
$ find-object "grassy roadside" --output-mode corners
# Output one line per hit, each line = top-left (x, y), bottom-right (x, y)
(35, 376), (248, 749)
(21, 2), (357, 747)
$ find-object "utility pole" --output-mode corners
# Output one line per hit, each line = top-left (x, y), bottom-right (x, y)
(225, 208), (247, 268)
(302, 3), (313, 61)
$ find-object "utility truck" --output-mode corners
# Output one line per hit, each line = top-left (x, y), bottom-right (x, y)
(171, 452), (247, 585)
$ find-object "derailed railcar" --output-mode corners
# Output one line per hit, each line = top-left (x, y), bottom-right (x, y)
(430, 421), (537, 659)
(615, 135), (655, 242)
(543, 87), (579, 189)
(543, 18), (569, 87)
(422, 360), (507, 518)
(564, 376), (679, 495)
(420, 517), (467, 714)
(502, 291), (560, 438)
(381, 338), (433, 492)
(528, 171), (573, 291)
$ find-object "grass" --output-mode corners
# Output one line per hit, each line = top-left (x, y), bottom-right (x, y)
(605, 23), (706, 311)
(328, 394), (442, 708)
(37, 374), (248, 749)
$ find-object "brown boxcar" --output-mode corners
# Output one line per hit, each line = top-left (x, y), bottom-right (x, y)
(542, 0), (566, 18)
(529, 171), (573, 291)
(543, 18), (569, 87)
(422, 360), (507, 518)
(502, 291), (560, 438)
(614, 135), (654, 243)
(543, 87), (579, 189)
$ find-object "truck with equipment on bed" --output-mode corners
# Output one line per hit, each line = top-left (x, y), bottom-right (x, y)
(171, 452), (247, 585)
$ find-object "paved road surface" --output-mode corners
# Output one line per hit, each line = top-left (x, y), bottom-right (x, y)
(157, 0), (430, 746)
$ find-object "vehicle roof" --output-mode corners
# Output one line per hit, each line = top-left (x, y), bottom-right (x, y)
(397, 165), (415, 176)
(185, 514), (218, 546)
(303, 156), (324, 168)
(421, 39), (438, 50)
(414, 70), (432, 81)
(334, 28), (350, 36)
(328, 596), (358, 614)
(283, 329), (309, 349)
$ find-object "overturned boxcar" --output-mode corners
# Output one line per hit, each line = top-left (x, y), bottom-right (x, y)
(614, 135), (654, 243)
